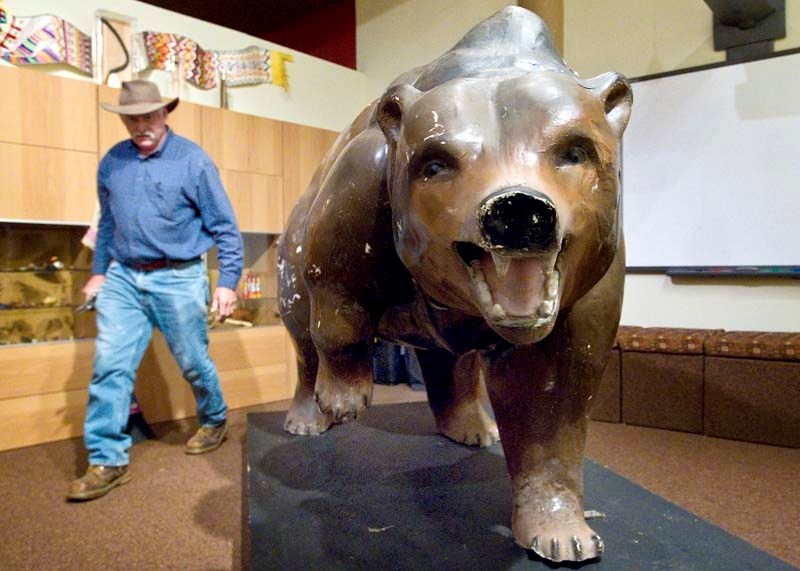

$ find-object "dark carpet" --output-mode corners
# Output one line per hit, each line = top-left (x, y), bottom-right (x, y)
(247, 401), (798, 571)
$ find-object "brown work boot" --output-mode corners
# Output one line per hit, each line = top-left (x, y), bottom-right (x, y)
(67, 465), (132, 501)
(185, 420), (228, 455)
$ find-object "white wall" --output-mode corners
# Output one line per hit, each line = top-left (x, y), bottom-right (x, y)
(563, 0), (800, 331)
(356, 0), (515, 101)
(3, 0), (369, 131)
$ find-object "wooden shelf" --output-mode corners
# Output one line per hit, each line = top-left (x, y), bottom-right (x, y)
(0, 66), (97, 153)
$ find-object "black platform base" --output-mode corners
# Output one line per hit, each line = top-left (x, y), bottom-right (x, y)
(246, 402), (795, 570)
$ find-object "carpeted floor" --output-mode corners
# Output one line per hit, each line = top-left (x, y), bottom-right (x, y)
(0, 384), (798, 570)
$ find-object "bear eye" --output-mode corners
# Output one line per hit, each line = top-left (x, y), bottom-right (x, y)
(422, 159), (450, 178)
(556, 138), (596, 167)
(560, 146), (589, 165)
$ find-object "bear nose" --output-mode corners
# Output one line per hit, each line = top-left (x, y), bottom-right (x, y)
(479, 187), (558, 251)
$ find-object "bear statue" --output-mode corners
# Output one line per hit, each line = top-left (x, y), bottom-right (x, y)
(277, 6), (631, 563)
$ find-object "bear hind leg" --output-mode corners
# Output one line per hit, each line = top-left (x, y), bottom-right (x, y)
(418, 349), (499, 447)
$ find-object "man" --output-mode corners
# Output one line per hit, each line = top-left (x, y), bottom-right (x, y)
(67, 80), (244, 501)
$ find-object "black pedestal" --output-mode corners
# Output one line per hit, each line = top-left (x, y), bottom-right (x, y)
(246, 402), (795, 570)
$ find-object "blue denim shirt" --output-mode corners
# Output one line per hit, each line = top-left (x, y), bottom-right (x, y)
(93, 129), (243, 290)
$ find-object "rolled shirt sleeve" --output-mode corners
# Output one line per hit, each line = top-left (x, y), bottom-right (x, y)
(91, 162), (114, 276)
(195, 156), (244, 290)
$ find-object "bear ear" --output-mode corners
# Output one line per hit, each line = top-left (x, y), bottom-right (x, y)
(583, 72), (632, 137)
(377, 84), (422, 145)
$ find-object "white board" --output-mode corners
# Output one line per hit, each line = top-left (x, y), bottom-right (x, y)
(622, 51), (800, 268)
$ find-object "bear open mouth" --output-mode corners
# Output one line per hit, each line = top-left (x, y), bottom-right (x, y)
(454, 241), (561, 329)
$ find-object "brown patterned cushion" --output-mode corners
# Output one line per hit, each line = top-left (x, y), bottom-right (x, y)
(617, 327), (722, 355)
(614, 325), (642, 349)
(705, 331), (800, 361)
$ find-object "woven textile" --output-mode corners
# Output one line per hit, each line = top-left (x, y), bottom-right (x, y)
(218, 45), (268, 87)
(0, 14), (92, 75)
(705, 331), (800, 361)
(134, 31), (293, 90)
(137, 31), (219, 89)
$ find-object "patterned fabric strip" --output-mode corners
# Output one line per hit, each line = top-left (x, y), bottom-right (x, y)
(135, 31), (292, 90)
(0, 14), (92, 75)
(137, 31), (219, 89)
(218, 45), (269, 87)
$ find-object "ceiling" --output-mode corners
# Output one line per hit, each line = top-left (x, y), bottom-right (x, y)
(138, 0), (344, 40)
(137, 0), (355, 68)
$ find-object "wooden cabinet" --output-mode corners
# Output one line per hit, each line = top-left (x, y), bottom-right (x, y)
(0, 66), (97, 153)
(201, 106), (285, 232)
(201, 107), (283, 175)
(219, 170), (283, 233)
(126, 326), (293, 426)
(0, 66), (97, 223)
(0, 142), (97, 222)
(0, 339), (96, 451)
(282, 122), (339, 223)
(0, 326), (294, 452)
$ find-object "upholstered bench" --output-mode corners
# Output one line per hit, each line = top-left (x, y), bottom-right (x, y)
(616, 327), (721, 433)
(704, 331), (800, 448)
(591, 326), (640, 423)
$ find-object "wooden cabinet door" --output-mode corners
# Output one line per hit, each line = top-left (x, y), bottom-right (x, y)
(0, 66), (97, 153)
(281, 122), (339, 223)
(135, 326), (291, 424)
(97, 85), (203, 157)
(0, 142), (97, 222)
(202, 107), (282, 175)
(220, 170), (283, 233)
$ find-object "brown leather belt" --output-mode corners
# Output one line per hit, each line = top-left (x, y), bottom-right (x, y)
(127, 257), (201, 272)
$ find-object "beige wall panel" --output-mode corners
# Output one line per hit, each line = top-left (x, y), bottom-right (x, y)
(0, 339), (95, 400)
(166, 100), (204, 147)
(220, 170), (284, 233)
(0, 388), (88, 452)
(202, 108), (283, 176)
(0, 66), (97, 153)
(282, 122), (339, 223)
(519, 0), (563, 55)
(0, 143), (97, 222)
(97, 86), (130, 157)
(98, 85), (203, 157)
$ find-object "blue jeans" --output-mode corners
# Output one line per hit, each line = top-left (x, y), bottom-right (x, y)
(84, 260), (227, 466)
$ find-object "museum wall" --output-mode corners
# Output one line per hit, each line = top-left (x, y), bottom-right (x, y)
(5, 0), (796, 333)
(563, 0), (800, 331)
(2, 0), (370, 132)
(355, 0), (516, 101)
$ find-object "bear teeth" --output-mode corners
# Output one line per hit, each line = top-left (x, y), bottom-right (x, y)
(537, 300), (555, 318)
(491, 251), (511, 277)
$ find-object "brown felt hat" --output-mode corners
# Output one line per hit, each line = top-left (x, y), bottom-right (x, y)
(101, 79), (179, 115)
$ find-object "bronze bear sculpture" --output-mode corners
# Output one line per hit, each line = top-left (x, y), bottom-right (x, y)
(278, 6), (631, 563)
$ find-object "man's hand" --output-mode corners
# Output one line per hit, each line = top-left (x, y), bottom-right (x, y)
(211, 286), (238, 321)
(82, 275), (106, 300)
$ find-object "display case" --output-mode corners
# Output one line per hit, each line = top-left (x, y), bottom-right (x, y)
(0, 222), (96, 345)
(202, 232), (281, 330)
(0, 222), (282, 345)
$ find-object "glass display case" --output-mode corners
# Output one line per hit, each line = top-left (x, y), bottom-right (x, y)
(0, 222), (96, 345)
(207, 232), (282, 331)
(0, 222), (282, 345)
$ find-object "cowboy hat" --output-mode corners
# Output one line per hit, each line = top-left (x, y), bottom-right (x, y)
(101, 79), (179, 115)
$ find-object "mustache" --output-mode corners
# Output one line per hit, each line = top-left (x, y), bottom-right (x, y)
(133, 130), (156, 138)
